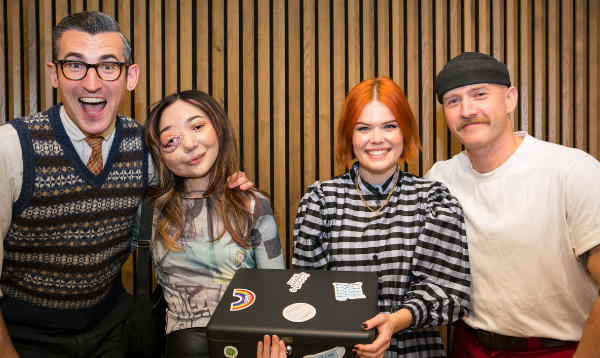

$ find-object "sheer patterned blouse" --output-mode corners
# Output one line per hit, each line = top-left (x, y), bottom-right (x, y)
(152, 193), (284, 334)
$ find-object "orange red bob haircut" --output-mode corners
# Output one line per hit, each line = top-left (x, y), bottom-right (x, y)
(335, 77), (421, 168)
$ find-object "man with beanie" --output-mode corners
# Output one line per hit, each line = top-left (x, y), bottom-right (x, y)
(425, 52), (600, 357)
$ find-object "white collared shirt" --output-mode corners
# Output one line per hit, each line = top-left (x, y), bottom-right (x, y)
(59, 105), (116, 165)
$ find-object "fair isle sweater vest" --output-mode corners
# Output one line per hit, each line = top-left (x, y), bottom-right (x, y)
(0, 104), (147, 329)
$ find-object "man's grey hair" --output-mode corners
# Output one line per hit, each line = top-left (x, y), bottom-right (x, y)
(52, 11), (133, 64)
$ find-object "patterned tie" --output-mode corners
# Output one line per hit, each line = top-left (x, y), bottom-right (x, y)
(85, 136), (104, 175)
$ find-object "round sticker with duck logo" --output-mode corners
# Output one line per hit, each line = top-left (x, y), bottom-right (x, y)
(224, 346), (238, 358)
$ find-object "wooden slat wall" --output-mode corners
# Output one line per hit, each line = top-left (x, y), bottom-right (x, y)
(2, 0), (600, 351)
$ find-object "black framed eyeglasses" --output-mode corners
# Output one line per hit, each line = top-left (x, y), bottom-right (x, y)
(55, 60), (128, 81)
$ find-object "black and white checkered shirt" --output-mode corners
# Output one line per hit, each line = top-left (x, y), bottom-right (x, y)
(293, 163), (470, 357)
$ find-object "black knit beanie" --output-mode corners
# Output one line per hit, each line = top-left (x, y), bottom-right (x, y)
(434, 52), (511, 104)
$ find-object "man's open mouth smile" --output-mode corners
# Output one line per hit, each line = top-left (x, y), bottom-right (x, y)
(79, 97), (107, 115)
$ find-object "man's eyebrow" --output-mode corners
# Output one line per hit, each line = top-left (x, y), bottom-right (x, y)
(99, 54), (122, 62)
(470, 85), (487, 91)
(443, 85), (489, 101)
(62, 52), (85, 60)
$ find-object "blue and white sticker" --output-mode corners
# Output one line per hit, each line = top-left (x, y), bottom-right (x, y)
(332, 282), (366, 301)
(304, 347), (345, 358)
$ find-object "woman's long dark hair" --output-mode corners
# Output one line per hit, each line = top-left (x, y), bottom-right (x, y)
(143, 89), (268, 251)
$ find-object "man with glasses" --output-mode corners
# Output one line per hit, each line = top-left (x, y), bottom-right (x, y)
(0, 11), (143, 358)
(0, 11), (249, 358)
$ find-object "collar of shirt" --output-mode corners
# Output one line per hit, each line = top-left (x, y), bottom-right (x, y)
(60, 105), (116, 143)
(351, 162), (400, 199)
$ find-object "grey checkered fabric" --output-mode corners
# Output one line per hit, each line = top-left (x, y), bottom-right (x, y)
(292, 163), (470, 358)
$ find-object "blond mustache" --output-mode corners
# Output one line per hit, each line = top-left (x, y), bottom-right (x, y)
(457, 118), (491, 131)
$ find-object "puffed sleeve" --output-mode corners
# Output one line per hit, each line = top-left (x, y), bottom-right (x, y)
(251, 193), (285, 269)
(399, 181), (471, 330)
(292, 181), (331, 270)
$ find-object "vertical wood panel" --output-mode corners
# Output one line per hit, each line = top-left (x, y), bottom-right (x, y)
(55, 0), (69, 106)
(303, 0), (316, 186)
(449, 0), (462, 156)
(333, 0), (346, 177)
(519, 0), (532, 134)
(164, 1), (179, 96)
(421, 1), (434, 175)
(478, 0), (490, 54)
(133, 0), (147, 123)
(463, 0), (475, 52)
(180, 0), (193, 91)
(406, 0), (418, 175)
(242, 0), (256, 181)
(149, 0), (163, 106)
(86, 0), (99, 11)
(23, 0), (37, 116)
(212, 0), (225, 106)
(227, 0), (240, 142)
(506, 0), (519, 129)
(273, 0), (287, 258)
(533, 0), (546, 140)
(547, 0), (560, 143)
(561, 0), (574, 147)
(318, 0), (331, 183)
(574, 0), (587, 151)
(391, 0), (404, 94)
(56, 0), (69, 29)
(257, 0), (270, 192)
(101, 0), (115, 18)
(71, 0), (84, 14)
(435, 0), (448, 162)
(347, 0), (360, 90)
(492, 0), (504, 61)
(7, 0), (21, 119)
(362, 0), (374, 79)
(55, 0), (69, 112)
(288, 0), (302, 254)
(117, 0), (131, 117)
(377, 0), (389, 78)
(196, 0), (210, 93)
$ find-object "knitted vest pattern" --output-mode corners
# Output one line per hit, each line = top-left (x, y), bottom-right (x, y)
(0, 104), (147, 329)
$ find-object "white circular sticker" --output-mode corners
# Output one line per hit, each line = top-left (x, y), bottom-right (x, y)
(282, 302), (316, 322)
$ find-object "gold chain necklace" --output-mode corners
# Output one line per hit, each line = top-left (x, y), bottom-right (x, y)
(354, 166), (399, 218)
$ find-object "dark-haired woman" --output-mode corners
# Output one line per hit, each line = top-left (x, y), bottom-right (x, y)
(140, 89), (284, 358)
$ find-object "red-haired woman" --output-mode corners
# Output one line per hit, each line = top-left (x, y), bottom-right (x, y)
(292, 77), (471, 358)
